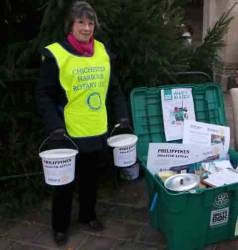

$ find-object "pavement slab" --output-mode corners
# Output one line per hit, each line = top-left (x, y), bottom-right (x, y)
(137, 225), (166, 246)
(0, 237), (14, 250)
(79, 235), (117, 250)
(0, 219), (18, 236)
(113, 240), (161, 250)
(10, 243), (49, 250)
(7, 221), (45, 243)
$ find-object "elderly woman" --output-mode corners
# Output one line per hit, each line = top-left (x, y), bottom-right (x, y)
(35, 0), (129, 245)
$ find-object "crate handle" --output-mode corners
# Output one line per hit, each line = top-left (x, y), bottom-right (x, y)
(149, 192), (159, 212)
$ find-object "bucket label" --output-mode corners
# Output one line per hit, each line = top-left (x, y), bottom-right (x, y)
(210, 207), (229, 227)
(43, 158), (72, 168)
(42, 157), (75, 185)
(113, 144), (136, 167)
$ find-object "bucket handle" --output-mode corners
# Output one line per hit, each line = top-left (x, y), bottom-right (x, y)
(110, 123), (134, 137)
(39, 134), (79, 154)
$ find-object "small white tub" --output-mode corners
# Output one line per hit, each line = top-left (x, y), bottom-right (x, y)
(107, 134), (138, 167)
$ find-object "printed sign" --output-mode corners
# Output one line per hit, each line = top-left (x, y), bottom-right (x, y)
(210, 208), (229, 226)
(161, 88), (195, 141)
(183, 120), (230, 156)
(146, 143), (223, 175)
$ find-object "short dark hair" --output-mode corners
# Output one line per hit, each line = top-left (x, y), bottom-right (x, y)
(64, 1), (99, 34)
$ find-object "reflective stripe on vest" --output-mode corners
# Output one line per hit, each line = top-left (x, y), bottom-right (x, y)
(45, 40), (110, 137)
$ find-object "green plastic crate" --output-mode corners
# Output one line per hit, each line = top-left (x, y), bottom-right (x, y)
(130, 83), (238, 250)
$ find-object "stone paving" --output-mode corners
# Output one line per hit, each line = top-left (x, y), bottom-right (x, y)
(1, 92), (238, 250)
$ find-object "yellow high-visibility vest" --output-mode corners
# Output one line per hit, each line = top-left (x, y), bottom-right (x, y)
(45, 40), (110, 137)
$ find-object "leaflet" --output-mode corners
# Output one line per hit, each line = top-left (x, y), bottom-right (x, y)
(202, 168), (238, 187)
(183, 120), (230, 155)
(161, 88), (195, 141)
(146, 143), (223, 175)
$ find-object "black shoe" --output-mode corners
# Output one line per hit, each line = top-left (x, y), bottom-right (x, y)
(80, 219), (104, 232)
(53, 231), (68, 246)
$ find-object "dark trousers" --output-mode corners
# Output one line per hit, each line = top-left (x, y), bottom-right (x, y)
(51, 149), (107, 233)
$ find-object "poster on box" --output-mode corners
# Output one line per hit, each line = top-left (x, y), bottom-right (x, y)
(161, 88), (195, 141)
(183, 120), (230, 155)
(146, 143), (223, 175)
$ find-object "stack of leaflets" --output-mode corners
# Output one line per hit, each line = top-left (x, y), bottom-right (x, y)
(201, 160), (238, 187)
(183, 120), (230, 157)
(146, 87), (232, 183)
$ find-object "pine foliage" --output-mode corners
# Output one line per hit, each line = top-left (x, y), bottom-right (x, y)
(0, 0), (235, 89)
(93, 0), (187, 90)
(189, 3), (236, 76)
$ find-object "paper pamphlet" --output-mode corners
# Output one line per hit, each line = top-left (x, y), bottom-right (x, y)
(146, 143), (223, 175)
(202, 168), (238, 187)
(161, 88), (195, 141)
(183, 120), (230, 155)
(201, 160), (233, 174)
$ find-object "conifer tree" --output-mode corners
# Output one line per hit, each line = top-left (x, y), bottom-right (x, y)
(0, 0), (235, 90)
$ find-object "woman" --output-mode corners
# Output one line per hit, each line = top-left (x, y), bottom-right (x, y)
(35, 1), (129, 245)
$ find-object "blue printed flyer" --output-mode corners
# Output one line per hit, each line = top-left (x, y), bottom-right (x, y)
(161, 88), (196, 141)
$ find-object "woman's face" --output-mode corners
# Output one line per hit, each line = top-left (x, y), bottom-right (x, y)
(72, 16), (95, 43)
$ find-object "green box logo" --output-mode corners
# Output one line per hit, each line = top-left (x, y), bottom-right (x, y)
(213, 192), (229, 209)
(164, 89), (172, 101)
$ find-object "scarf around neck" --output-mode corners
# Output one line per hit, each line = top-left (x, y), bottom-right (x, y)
(67, 33), (94, 56)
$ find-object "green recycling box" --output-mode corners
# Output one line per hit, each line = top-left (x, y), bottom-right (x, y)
(130, 83), (238, 250)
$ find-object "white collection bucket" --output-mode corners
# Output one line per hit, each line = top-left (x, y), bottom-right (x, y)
(119, 162), (140, 180)
(107, 124), (138, 167)
(39, 136), (78, 186)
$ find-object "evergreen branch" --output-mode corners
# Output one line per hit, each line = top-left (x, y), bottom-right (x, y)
(189, 2), (237, 73)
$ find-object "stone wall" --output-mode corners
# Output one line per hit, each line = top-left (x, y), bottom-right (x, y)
(203, 0), (238, 90)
